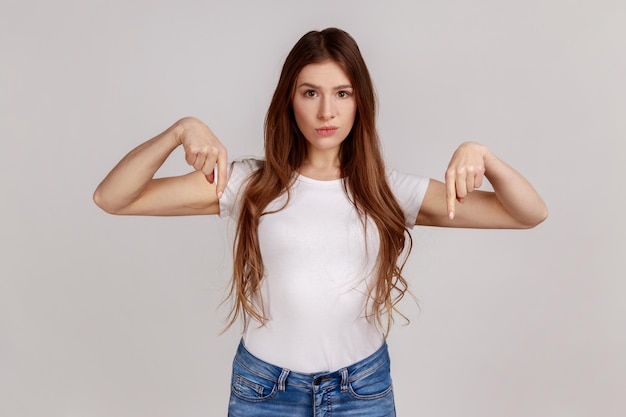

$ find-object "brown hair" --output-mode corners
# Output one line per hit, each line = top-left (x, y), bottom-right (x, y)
(226, 28), (412, 334)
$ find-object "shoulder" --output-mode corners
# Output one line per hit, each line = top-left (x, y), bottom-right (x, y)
(227, 157), (264, 185)
(385, 167), (430, 192)
(220, 157), (264, 218)
(385, 167), (432, 227)
(230, 157), (264, 175)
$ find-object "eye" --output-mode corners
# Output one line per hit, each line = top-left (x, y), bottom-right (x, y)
(337, 90), (352, 98)
(304, 90), (317, 98)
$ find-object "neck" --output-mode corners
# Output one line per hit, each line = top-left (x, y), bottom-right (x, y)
(298, 148), (341, 180)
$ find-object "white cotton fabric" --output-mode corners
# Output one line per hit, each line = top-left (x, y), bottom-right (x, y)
(219, 159), (429, 373)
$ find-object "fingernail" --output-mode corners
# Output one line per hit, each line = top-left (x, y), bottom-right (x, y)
(448, 211), (454, 220)
(217, 191), (223, 199)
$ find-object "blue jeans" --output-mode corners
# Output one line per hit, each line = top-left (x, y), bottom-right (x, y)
(228, 339), (396, 416)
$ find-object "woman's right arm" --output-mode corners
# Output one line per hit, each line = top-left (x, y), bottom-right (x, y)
(93, 117), (228, 216)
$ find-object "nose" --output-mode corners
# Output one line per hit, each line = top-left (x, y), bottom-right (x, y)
(318, 96), (336, 120)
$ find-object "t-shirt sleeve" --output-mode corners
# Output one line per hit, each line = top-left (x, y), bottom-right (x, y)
(219, 158), (263, 219)
(386, 168), (431, 228)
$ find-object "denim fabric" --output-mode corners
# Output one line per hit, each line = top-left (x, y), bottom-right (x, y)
(228, 340), (396, 417)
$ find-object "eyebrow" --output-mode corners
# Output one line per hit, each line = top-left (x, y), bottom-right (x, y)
(297, 82), (353, 90)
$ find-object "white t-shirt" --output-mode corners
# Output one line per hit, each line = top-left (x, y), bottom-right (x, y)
(220, 159), (429, 373)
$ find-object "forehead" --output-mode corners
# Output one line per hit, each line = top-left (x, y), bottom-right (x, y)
(296, 60), (351, 86)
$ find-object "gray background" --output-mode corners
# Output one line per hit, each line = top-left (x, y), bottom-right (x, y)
(1, 0), (624, 416)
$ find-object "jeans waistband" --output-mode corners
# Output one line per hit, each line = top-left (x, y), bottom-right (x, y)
(233, 339), (390, 392)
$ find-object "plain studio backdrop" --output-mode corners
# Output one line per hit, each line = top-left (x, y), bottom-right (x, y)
(1, 1), (624, 416)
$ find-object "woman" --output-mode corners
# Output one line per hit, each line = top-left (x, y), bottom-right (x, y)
(94, 28), (547, 416)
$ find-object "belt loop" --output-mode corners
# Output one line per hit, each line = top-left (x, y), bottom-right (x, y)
(340, 368), (349, 393)
(278, 368), (290, 392)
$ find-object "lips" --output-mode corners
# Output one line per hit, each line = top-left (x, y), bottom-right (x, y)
(315, 126), (338, 137)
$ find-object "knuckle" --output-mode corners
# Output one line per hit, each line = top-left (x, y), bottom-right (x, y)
(208, 145), (221, 156)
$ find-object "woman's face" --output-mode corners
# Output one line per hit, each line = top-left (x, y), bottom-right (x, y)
(292, 60), (357, 158)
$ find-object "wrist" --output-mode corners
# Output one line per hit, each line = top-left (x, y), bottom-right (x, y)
(172, 116), (199, 146)
(483, 150), (500, 178)
(483, 148), (497, 161)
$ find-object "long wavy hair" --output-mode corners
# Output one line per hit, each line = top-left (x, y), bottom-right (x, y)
(226, 28), (412, 335)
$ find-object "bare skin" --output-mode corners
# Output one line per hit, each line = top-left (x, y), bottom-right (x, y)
(417, 142), (547, 228)
(94, 62), (547, 229)
(94, 117), (225, 216)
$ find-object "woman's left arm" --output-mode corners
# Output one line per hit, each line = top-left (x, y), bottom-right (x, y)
(416, 142), (548, 229)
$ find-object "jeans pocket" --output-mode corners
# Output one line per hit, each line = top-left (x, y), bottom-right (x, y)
(347, 361), (393, 400)
(231, 361), (278, 402)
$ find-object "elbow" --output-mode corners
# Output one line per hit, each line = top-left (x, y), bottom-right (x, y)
(533, 202), (549, 227)
(93, 188), (122, 215)
(520, 205), (549, 229)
